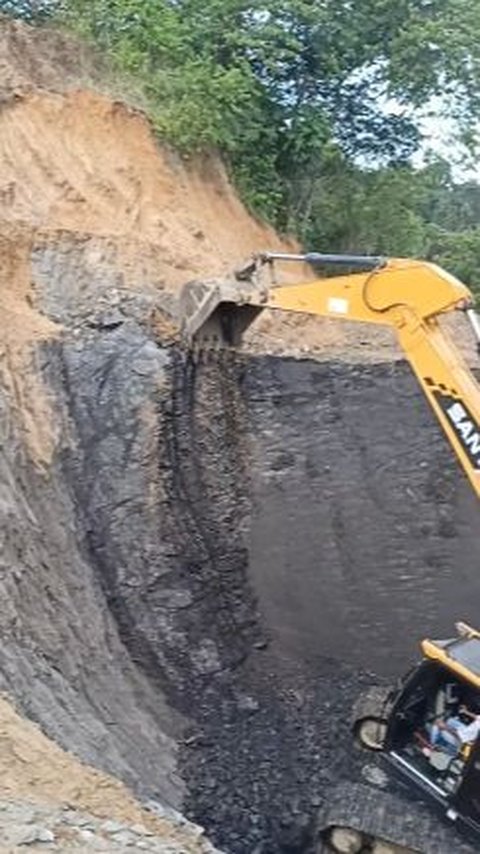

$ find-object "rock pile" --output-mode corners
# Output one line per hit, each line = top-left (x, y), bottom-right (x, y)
(0, 800), (220, 853)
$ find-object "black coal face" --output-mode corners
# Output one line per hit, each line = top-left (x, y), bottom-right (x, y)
(48, 327), (480, 853)
(242, 356), (480, 676)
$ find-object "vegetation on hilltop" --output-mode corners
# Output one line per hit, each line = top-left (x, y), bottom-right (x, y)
(5, 0), (480, 292)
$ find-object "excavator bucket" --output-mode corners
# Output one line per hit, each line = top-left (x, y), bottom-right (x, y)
(179, 251), (387, 348)
(179, 275), (265, 348)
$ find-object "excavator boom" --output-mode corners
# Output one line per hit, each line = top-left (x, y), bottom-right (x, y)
(180, 252), (480, 499)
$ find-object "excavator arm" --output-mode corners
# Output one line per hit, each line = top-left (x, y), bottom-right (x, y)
(180, 252), (480, 498)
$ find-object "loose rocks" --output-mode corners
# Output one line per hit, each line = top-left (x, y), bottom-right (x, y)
(0, 800), (221, 853)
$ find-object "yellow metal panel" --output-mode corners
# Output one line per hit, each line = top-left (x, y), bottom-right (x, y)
(261, 259), (480, 498)
(421, 639), (480, 689)
(265, 259), (472, 324)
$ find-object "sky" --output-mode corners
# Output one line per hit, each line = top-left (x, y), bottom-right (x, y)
(416, 114), (478, 180)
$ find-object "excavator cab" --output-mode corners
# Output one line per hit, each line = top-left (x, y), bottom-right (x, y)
(355, 623), (480, 839)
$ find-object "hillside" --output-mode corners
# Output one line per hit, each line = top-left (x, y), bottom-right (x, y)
(0, 14), (404, 365)
(0, 696), (217, 852)
(0, 14), (478, 854)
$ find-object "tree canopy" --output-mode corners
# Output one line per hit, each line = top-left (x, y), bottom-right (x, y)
(5, 0), (480, 292)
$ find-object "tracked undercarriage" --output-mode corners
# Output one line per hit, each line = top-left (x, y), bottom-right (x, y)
(316, 780), (475, 853)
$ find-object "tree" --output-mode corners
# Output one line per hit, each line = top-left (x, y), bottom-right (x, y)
(2, 1), (54, 21)
(5, 0), (480, 291)
(51, 1), (480, 218)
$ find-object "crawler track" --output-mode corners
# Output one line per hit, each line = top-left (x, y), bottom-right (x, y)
(317, 781), (476, 853)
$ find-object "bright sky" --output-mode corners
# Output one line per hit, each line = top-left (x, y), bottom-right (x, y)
(415, 113), (475, 178)
(384, 93), (478, 181)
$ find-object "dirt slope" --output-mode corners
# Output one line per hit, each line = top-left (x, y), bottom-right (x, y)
(0, 694), (217, 852)
(0, 16), (402, 365)
(0, 85), (293, 290)
(0, 16), (477, 854)
(0, 14), (103, 96)
(0, 14), (299, 466)
(1, 16), (477, 368)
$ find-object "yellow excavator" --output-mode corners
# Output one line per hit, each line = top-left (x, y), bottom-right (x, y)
(316, 621), (480, 853)
(180, 251), (480, 499)
(181, 252), (480, 852)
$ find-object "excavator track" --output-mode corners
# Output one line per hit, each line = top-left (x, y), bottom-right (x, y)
(316, 781), (477, 853)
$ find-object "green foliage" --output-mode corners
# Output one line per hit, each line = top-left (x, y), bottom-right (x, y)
(429, 229), (480, 295)
(305, 158), (480, 296)
(1, 0), (55, 20)
(51, 0), (480, 218)
(306, 165), (428, 257)
(5, 0), (480, 295)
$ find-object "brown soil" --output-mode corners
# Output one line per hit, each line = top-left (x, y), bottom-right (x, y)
(0, 225), (59, 465)
(0, 18), (477, 854)
(0, 14), (106, 97)
(0, 694), (208, 850)
(0, 87), (294, 279)
(1, 16), (476, 370)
